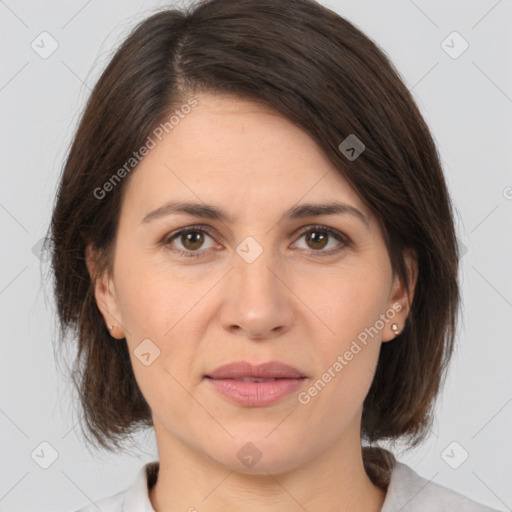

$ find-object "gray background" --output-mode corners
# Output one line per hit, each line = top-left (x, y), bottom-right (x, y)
(0, 0), (511, 511)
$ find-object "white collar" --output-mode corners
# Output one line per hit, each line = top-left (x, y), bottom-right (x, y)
(122, 461), (158, 512)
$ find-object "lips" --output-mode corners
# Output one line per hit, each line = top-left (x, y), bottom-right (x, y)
(205, 360), (306, 380)
(204, 361), (307, 407)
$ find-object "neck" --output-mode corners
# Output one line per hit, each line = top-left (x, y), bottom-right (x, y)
(148, 422), (387, 512)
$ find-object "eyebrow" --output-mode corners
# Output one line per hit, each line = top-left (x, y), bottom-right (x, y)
(141, 200), (370, 228)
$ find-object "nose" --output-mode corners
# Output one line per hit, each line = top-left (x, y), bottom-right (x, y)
(218, 249), (295, 340)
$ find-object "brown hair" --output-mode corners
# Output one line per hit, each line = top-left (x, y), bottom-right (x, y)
(48, 0), (460, 453)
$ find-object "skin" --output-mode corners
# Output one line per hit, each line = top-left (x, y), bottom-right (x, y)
(87, 92), (417, 512)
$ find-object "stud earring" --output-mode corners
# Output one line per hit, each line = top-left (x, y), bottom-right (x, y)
(108, 325), (114, 331)
(391, 323), (400, 335)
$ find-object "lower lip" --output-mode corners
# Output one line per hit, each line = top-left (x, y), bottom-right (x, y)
(205, 377), (306, 406)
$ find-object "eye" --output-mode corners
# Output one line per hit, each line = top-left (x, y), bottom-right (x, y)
(162, 224), (350, 258)
(293, 225), (349, 254)
(163, 226), (216, 257)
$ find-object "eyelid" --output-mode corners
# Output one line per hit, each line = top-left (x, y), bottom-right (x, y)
(162, 224), (219, 251)
(291, 224), (351, 253)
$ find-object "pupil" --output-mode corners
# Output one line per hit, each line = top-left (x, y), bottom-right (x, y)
(307, 230), (328, 249)
(183, 231), (204, 250)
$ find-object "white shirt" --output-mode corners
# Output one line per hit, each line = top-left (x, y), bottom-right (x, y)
(73, 450), (502, 512)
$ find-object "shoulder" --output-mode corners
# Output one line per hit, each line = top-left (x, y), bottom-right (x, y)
(70, 461), (158, 512)
(383, 459), (503, 512)
(363, 447), (502, 512)
(72, 490), (125, 512)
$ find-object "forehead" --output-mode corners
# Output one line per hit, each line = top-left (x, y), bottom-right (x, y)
(122, 92), (372, 223)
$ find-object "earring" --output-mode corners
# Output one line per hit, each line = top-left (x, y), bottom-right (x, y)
(391, 323), (400, 335)
(108, 325), (114, 331)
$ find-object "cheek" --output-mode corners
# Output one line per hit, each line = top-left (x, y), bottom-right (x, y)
(300, 284), (384, 417)
(297, 259), (390, 404)
(301, 261), (391, 344)
(112, 247), (192, 336)
(112, 250), (208, 381)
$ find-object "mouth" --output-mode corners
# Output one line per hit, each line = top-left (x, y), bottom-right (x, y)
(204, 361), (307, 407)
(205, 376), (301, 382)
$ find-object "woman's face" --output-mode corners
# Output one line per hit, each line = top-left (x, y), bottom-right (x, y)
(91, 93), (413, 474)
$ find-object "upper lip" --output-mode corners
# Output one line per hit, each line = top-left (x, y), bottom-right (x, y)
(206, 361), (306, 379)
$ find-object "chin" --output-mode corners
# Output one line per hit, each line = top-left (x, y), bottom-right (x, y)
(210, 435), (309, 476)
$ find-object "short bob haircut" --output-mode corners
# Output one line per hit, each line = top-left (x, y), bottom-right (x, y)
(49, 0), (460, 455)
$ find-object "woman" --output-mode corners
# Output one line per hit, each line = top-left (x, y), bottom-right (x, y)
(48, 0), (501, 510)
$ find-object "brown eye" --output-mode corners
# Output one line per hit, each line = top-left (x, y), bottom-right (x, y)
(305, 230), (329, 250)
(165, 227), (216, 255)
(294, 226), (348, 254)
(181, 231), (205, 250)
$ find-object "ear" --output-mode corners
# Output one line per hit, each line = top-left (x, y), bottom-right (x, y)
(382, 248), (418, 342)
(85, 244), (126, 339)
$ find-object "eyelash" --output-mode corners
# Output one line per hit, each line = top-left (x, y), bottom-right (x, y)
(162, 224), (351, 259)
